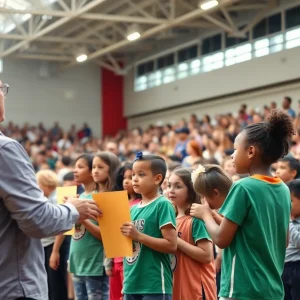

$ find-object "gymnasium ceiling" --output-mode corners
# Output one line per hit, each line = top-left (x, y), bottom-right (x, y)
(0, 0), (278, 72)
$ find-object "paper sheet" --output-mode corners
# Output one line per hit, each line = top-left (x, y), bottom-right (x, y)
(56, 186), (77, 236)
(93, 191), (133, 258)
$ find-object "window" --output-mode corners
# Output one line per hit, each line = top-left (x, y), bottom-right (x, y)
(226, 27), (249, 48)
(253, 19), (267, 39)
(202, 34), (222, 55)
(157, 54), (175, 70)
(286, 5), (300, 29)
(178, 45), (198, 63)
(137, 61), (154, 77)
(253, 13), (281, 40)
(268, 13), (281, 34)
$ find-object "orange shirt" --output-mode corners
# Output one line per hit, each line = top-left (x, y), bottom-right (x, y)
(172, 215), (217, 300)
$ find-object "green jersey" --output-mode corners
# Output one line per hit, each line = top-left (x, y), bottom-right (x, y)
(69, 193), (104, 276)
(123, 196), (176, 295)
(219, 175), (290, 300)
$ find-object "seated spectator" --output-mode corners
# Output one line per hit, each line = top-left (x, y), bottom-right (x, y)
(182, 140), (203, 167)
(174, 127), (190, 160)
(282, 96), (296, 119)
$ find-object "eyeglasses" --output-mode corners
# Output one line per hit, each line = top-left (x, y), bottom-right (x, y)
(0, 83), (9, 95)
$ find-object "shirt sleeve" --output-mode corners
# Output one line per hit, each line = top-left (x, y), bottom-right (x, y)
(218, 181), (250, 226)
(289, 221), (300, 248)
(0, 140), (79, 239)
(192, 217), (211, 243)
(158, 199), (176, 229)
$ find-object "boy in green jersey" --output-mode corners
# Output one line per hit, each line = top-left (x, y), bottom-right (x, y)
(121, 152), (177, 300)
(191, 110), (294, 300)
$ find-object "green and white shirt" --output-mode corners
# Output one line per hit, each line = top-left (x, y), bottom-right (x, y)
(219, 175), (290, 300)
(123, 196), (176, 295)
(69, 193), (104, 276)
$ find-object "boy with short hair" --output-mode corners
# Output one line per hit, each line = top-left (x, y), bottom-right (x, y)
(276, 157), (300, 183)
(283, 180), (300, 300)
(121, 153), (177, 300)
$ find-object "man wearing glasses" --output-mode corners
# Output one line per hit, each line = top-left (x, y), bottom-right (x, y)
(0, 81), (102, 300)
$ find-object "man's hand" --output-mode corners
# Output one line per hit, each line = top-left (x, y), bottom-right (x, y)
(66, 198), (102, 222)
(121, 222), (140, 240)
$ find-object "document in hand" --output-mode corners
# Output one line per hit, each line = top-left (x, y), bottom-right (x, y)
(56, 186), (77, 236)
(93, 191), (133, 258)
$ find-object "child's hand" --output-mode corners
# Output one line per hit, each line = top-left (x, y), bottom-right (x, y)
(190, 200), (211, 220)
(49, 251), (60, 271)
(121, 222), (140, 240)
(105, 269), (113, 277)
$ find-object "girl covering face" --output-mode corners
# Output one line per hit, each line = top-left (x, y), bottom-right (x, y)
(168, 167), (217, 300)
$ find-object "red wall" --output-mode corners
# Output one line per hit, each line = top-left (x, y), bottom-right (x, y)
(101, 68), (127, 137)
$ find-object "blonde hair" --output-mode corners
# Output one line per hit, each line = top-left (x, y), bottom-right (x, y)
(36, 170), (59, 188)
(193, 164), (232, 198)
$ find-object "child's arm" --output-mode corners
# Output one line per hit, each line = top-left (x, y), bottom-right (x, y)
(104, 257), (113, 276)
(177, 238), (213, 264)
(121, 223), (177, 253)
(211, 210), (223, 225)
(191, 204), (238, 249)
(81, 220), (102, 240)
(49, 235), (65, 270)
(289, 222), (300, 248)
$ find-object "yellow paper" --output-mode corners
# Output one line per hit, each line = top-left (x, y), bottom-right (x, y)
(56, 186), (77, 236)
(93, 191), (133, 258)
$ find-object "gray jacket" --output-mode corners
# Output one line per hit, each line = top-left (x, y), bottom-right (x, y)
(0, 133), (79, 300)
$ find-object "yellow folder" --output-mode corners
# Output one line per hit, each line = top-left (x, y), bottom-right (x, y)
(56, 186), (77, 236)
(93, 191), (133, 258)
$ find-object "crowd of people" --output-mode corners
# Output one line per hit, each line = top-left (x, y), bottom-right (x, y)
(2, 95), (300, 300)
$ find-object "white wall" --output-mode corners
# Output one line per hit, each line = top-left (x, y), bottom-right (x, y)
(125, 47), (300, 120)
(1, 59), (101, 136)
(128, 81), (300, 129)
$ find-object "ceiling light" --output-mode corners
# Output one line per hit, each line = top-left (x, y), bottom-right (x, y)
(127, 32), (141, 41)
(200, 0), (218, 10)
(76, 54), (87, 63)
(127, 24), (141, 41)
(75, 46), (88, 63)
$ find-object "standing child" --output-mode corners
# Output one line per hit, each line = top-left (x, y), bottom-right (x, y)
(69, 154), (109, 300)
(92, 152), (121, 276)
(191, 164), (233, 299)
(110, 163), (141, 300)
(168, 167), (217, 300)
(121, 153), (177, 300)
(191, 110), (294, 300)
(283, 180), (300, 300)
(37, 170), (69, 300)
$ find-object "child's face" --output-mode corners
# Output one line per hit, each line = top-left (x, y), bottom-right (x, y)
(232, 132), (251, 174)
(167, 174), (188, 207)
(232, 174), (241, 182)
(224, 159), (236, 177)
(92, 157), (110, 184)
(38, 183), (53, 198)
(201, 191), (225, 210)
(275, 161), (296, 183)
(161, 170), (170, 192)
(123, 169), (134, 195)
(73, 158), (93, 184)
(132, 161), (162, 196)
(63, 180), (77, 187)
(291, 193), (300, 218)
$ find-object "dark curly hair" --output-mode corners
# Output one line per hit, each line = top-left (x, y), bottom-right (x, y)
(244, 109), (295, 164)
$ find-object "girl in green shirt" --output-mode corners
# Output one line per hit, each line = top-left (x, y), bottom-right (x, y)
(191, 110), (294, 300)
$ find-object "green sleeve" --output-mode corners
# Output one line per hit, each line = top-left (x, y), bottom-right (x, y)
(219, 181), (250, 226)
(158, 199), (176, 229)
(192, 218), (211, 243)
